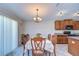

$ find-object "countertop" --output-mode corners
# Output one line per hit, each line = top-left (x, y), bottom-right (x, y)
(54, 33), (79, 40)
(54, 33), (68, 35)
(68, 36), (79, 40)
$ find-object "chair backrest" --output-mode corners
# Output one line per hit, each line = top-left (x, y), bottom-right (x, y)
(22, 34), (30, 56)
(31, 37), (46, 50)
(31, 37), (46, 56)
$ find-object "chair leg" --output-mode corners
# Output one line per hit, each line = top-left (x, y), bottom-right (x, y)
(44, 50), (48, 56)
(23, 45), (25, 56)
(49, 52), (51, 56)
(54, 45), (56, 56)
(27, 50), (29, 56)
(23, 52), (25, 56)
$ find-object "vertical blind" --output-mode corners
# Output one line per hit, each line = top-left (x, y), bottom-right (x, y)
(0, 15), (4, 55)
(0, 15), (18, 56)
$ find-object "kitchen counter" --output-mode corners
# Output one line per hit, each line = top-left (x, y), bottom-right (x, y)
(68, 36), (79, 40)
(54, 33), (67, 35)
(54, 33), (79, 36)
(68, 36), (79, 56)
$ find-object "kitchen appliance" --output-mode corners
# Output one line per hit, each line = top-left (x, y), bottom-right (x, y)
(65, 25), (73, 30)
(64, 31), (71, 35)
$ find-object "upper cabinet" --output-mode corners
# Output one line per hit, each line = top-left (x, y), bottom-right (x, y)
(55, 20), (64, 30)
(55, 19), (79, 30)
(74, 21), (79, 30)
(55, 20), (61, 30)
(64, 19), (73, 25)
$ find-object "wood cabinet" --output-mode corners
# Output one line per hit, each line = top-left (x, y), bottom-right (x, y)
(57, 35), (68, 44)
(55, 19), (79, 30)
(64, 19), (73, 25)
(60, 21), (64, 29)
(52, 35), (68, 44)
(68, 38), (79, 56)
(55, 20), (61, 30)
(74, 21), (79, 30)
(55, 20), (64, 30)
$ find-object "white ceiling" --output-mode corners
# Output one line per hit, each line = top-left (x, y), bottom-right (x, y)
(0, 3), (79, 21)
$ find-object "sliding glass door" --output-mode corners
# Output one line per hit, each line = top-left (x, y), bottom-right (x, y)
(0, 15), (4, 56)
(0, 15), (18, 56)
(4, 17), (12, 55)
(12, 20), (18, 51)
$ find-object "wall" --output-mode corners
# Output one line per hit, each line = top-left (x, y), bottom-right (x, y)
(24, 20), (55, 38)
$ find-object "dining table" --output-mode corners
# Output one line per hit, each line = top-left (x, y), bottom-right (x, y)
(24, 39), (54, 56)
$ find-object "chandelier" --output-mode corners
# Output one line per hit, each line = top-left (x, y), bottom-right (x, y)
(33, 9), (42, 23)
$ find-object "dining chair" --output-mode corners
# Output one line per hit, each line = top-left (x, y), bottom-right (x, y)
(52, 35), (57, 56)
(31, 37), (46, 56)
(22, 34), (30, 56)
(46, 34), (53, 56)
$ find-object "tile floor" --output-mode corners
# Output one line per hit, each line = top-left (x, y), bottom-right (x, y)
(7, 44), (72, 56)
(55, 44), (72, 56)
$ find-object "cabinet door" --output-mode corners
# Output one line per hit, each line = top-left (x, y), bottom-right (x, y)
(60, 21), (64, 30)
(57, 35), (68, 44)
(57, 36), (62, 44)
(75, 21), (79, 30)
(55, 21), (61, 30)
(63, 36), (68, 44)
(73, 21), (76, 30)
(64, 19), (73, 25)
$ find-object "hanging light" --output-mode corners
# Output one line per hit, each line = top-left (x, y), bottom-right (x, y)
(33, 9), (42, 23)
(73, 12), (79, 16)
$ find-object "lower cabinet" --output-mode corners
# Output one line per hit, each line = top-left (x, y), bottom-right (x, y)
(57, 35), (68, 44)
(52, 35), (68, 44)
(68, 38), (79, 56)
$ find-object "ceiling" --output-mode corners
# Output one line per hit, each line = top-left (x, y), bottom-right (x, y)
(0, 3), (79, 21)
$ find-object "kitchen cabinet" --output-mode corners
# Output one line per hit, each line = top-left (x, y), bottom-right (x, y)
(55, 20), (64, 30)
(55, 19), (79, 30)
(60, 21), (64, 29)
(55, 20), (61, 30)
(64, 19), (73, 25)
(74, 21), (79, 30)
(57, 35), (68, 44)
(52, 35), (68, 44)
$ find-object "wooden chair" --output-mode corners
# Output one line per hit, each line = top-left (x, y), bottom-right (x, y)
(46, 34), (53, 56)
(52, 35), (57, 56)
(21, 34), (30, 56)
(31, 37), (46, 56)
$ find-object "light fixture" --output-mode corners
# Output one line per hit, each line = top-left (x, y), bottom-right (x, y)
(33, 9), (42, 23)
(57, 11), (64, 16)
(73, 12), (79, 16)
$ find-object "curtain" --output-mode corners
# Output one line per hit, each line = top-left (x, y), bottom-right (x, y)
(0, 15), (18, 55)
(0, 15), (4, 55)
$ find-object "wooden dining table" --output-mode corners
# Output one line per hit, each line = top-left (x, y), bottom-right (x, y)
(24, 39), (54, 56)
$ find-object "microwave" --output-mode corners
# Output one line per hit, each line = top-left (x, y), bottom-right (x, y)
(65, 25), (73, 30)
